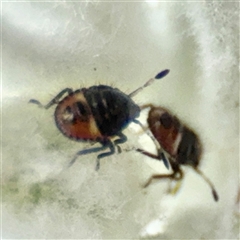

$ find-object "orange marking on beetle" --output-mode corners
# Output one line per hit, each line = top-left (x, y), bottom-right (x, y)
(55, 91), (102, 141)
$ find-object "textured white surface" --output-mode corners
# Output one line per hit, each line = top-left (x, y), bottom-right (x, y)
(2, 2), (239, 239)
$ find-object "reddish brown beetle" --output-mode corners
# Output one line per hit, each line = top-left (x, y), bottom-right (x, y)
(137, 105), (219, 202)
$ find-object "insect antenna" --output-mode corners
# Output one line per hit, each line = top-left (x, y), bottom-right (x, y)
(128, 69), (170, 98)
(194, 168), (219, 201)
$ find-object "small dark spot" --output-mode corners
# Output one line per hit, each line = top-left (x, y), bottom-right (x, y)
(94, 68), (97, 71)
(160, 113), (173, 129)
(76, 101), (89, 118)
(155, 69), (170, 79)
(66, 106), (72, 113)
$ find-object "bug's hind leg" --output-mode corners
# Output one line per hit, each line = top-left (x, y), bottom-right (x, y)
(143, 172), (177, 188)
(29, 88), (73, 109)
(143, 164), (183, 188)
(68, 141), (112, 169)
(114, 132), (128, 153)
(68, 140), (116, 171)
(136, 148), (183, 188)
(167, 179), (183, 196)
(95, 140), (115, 170)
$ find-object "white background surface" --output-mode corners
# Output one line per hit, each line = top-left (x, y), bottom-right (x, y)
(2, 1), (239, 239)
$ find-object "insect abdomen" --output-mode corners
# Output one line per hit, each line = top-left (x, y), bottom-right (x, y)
(177, 128), (201, 167)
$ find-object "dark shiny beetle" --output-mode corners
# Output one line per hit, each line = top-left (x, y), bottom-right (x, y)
(29, 69), (170, 170)
(137, 105), (219, 201)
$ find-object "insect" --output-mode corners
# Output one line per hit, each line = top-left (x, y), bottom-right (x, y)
(136, 105), (219, 202)
(29, 69), (170, 170)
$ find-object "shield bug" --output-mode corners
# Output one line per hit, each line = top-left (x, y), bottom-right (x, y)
(136, 105), (219, 202)
(29, 69), (170, 170)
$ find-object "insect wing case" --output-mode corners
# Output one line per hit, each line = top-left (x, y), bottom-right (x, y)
(83, 85), (140, 137)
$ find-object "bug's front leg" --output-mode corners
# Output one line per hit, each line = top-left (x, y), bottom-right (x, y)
(143, 172), (178, 188)
(136, 148), (169, 169)
(29, 88), (73, 109)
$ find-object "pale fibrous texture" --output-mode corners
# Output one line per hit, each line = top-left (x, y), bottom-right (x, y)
(2, 2), (239, 239)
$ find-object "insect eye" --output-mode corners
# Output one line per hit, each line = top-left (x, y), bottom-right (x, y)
(159, 113), (173, 129)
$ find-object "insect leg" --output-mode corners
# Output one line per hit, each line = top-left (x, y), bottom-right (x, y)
(136, 148), (161, 161)
(159, 151), (170, 169)
(95, 140), (115, 170)
(134, 120), (170, 170)
(136, 148), (169, 169)
(68, 143), (110, 168)
(114, 132), (128, 153)
(29, 88), (73, 109)
(194, 167), (219, 201)
(137, 149), (182, 187)
(143, 173), (176, 188)
(143, 166), (183, 188)
(139, 104), (155, 111)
